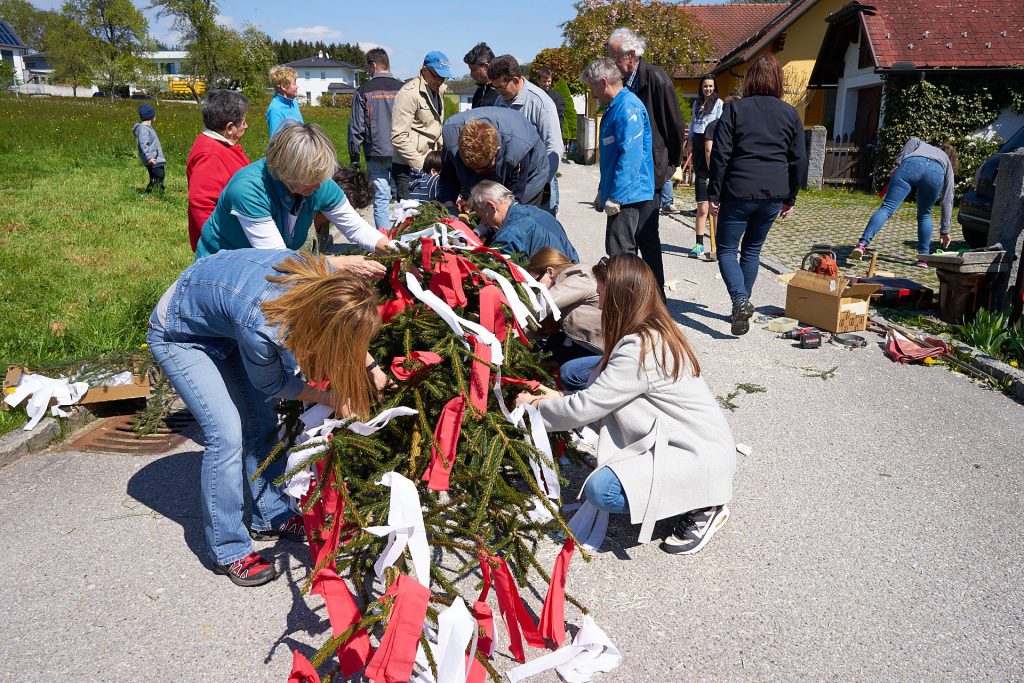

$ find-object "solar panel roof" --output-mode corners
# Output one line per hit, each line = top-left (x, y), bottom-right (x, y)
(0, 21), (27, 49)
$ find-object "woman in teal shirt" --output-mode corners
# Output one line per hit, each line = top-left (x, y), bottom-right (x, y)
(195, 123), (391, 260)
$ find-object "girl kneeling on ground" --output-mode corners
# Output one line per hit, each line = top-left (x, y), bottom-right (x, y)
(147, 249), (387, 586)
(516, 254), (736, 555)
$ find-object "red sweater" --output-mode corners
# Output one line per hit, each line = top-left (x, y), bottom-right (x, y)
(186, 133), (251, 252)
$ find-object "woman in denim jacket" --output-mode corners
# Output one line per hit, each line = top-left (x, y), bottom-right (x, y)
(147, 249), (385, 586)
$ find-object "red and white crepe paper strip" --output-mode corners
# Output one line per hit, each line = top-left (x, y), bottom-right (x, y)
(4, 373), (89, 430)
(505, 615), (622, 683)
(404, 271), (504, 366)
(283, 405), (419, 501)
(365, 471), (432, 588)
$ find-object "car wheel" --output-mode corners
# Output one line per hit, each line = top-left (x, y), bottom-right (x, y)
(961, 224), (988, 249)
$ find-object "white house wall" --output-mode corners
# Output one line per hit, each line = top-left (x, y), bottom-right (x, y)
(833, 39), (882, 138)
(295, 68), (358, 105)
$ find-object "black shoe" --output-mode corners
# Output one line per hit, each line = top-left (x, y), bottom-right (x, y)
(660, 505), (730, 555)
(731, 299), (755, 336)
(250, 514), (305, 542)
(213, 552), (278, 586)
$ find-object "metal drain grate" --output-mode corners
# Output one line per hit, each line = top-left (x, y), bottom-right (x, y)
(68, 410), (197, 455)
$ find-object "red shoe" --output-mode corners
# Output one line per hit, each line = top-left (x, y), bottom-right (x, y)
(215, 552), (277, 587)
(250, 514), (305, 542)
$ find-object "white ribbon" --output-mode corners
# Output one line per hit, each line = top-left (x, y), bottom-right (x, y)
(412, 597), (478, 683)
(4, 373), (89, 431)
(567, 501), (609, 552)
(513, 265), (561, 322)
(523, 403), (560, 500)
(505, 615), (621, 683)
(364, 471), (432, 588)
(404, 271), (504, 366)
(389, 199), (421, 225)
(284, 405), (418, 500)
(481, 268), (538, 334)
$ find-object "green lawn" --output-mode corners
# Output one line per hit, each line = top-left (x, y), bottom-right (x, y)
(0, 96), (352, 433)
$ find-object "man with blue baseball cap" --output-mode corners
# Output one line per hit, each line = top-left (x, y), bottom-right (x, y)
(391, 51), (451, 199)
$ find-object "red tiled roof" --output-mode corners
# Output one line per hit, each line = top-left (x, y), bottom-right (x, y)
(860, 0), (1024, 68)
(674, 3), (786, 78)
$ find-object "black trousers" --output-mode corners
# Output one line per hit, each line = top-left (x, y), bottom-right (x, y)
(605, 197), (664, 291)
(146, 163), (165, 191)
(392, 162), (412, 200)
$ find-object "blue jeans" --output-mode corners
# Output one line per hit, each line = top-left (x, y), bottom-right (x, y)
(660, 179), (674, 208)
(147, 328), (293, 566)
(861, 155), (944, 255)
(559, 355), (602, 392)
(366, 157), (396, 229)
(548, 175), (559, 215)
(583, 466), (629, 514)
(716, 199), (782, 306)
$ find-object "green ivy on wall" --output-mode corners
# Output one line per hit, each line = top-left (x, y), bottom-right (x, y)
(875, 72), (1024, 198)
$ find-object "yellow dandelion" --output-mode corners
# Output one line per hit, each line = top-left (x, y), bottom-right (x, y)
(923, 357), (937, 366)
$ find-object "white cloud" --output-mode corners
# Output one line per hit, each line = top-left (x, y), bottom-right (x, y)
(216, 14), (235, 27)
(358, 42), (386, 53)
(280, 26), (344, 42)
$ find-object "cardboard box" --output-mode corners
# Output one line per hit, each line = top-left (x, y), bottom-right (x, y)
(4, 365), (151, 408)
(778, 271), (882, 333)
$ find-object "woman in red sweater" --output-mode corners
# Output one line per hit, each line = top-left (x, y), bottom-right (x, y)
(186, 90), (252, 252)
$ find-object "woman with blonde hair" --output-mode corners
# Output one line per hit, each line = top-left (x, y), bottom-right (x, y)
(527, 247), (602, 388)
(517, 254), (736, 555)
(147, 248), (388, 586)
(195, 122), (391, 276)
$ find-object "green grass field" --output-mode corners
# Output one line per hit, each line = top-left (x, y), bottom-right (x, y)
(0, 96), (352, 433)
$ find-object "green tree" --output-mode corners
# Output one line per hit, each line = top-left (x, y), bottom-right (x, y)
(553, 77), (577, 142)
(63, 0), (155, 98)
(235, 23), (275, 101)
(149, 0), (240, 102)
(43, 12), (96, 96)
(561, 0), (712, 75)
(0, 60), (14, 89)
(0, 0), (54, 51)
(531, 46), (586, 95)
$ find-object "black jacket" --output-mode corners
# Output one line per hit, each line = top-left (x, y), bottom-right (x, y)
(545, 87), (566, 127)
(628, 59), (685, 187)
(348, 72), (404, 161)
(707, 95), (807, 205)
(438, 107), (548, 207)
(472, 83), (499, 109)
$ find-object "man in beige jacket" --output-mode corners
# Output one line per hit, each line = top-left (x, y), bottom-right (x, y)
(391, 51), (451, 200)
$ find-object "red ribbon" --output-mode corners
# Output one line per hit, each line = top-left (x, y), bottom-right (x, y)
(438, 216), (484, 247)
(364, 575), (431, 683)
(428, 251), (469, 308)
(312, 568), (373, 676)
(421, 396), (466, 491)
(472, 553), (496, 656)
(500, 376), (542, 392)
(288, 650), (321, 683)
(539, 538), (575, 647)
(390, 351), (444, 382)
(468, 338), (491, 414)
(478, 284), (509, 343)
(472, 245), (526, 282)
(420, 236), (435, 272)
(379, 261), (415, 324)
(489, 555), (545, 662)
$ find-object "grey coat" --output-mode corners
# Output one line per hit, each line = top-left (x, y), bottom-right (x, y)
(538, 334), (736, 543)
(133, 123), (165, 166)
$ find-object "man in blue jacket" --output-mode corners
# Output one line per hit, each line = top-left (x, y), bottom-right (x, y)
(469, 180), (578, 261)
(437, 107), (549, 208)
(582, 58), (655, 276)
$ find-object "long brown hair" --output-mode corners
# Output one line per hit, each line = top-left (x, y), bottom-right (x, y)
(593, 254), (700, 379)
(527, 246), (575, 278)
(261, 253), (381, 418)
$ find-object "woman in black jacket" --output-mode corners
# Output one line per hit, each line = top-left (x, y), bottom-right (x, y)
(708, 55), (806, 335)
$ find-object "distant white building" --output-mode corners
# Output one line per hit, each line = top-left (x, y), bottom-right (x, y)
(145, 50), (189, 77)
(454, 84), (476, 112)
(286, 53), (363, 105)
(0, 21), (28, 86)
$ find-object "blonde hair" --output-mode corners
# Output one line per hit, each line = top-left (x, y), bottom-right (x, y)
(269, 65), (297, 88)
(261, 252), (381, 419)
(459, 120), (499, 170)
(527, 247), (575, 278)
(266, 122), (337, 188)
(593, 254), (700, 379)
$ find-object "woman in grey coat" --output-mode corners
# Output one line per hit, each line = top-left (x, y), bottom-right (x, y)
(517, 254), (736, 555)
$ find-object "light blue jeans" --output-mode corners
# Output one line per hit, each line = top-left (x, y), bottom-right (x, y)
(583, 466), (629, 514)
(147, 328), (293, 566)
(660, 179), (674, 208)
(861, 155), (944, 255)
(366, 157), (396, 229)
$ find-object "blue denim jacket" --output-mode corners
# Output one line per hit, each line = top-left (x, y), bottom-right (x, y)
(491, 202), (579, 262)
(598, 88), (654, 206)
(148, 248), (306, 400)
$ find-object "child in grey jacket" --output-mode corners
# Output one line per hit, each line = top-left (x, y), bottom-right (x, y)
(133, 103), (165, 193)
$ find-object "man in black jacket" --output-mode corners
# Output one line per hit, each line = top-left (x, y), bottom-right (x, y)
(348, 48), (404, 229)
(607, 27), (685, 293)
(464, 42), (499, 109)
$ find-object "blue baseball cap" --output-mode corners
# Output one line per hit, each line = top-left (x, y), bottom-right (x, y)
(423, 51), (453, 79)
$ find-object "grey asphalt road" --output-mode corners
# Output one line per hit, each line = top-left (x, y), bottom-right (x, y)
(1, 162), (1021, 682)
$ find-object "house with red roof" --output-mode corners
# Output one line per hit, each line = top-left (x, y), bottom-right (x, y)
(808, 0), (1024, 144)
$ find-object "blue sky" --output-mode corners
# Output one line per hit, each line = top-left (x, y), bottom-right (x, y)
(31, 0), (589, 79)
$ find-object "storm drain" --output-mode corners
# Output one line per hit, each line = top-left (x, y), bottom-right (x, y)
(67, 410), (197, 455)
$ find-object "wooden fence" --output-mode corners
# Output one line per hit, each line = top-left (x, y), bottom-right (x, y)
(822, 133), (874, 190)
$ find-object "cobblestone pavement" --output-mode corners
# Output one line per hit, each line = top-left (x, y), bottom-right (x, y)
(668, 184), (956, 289)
